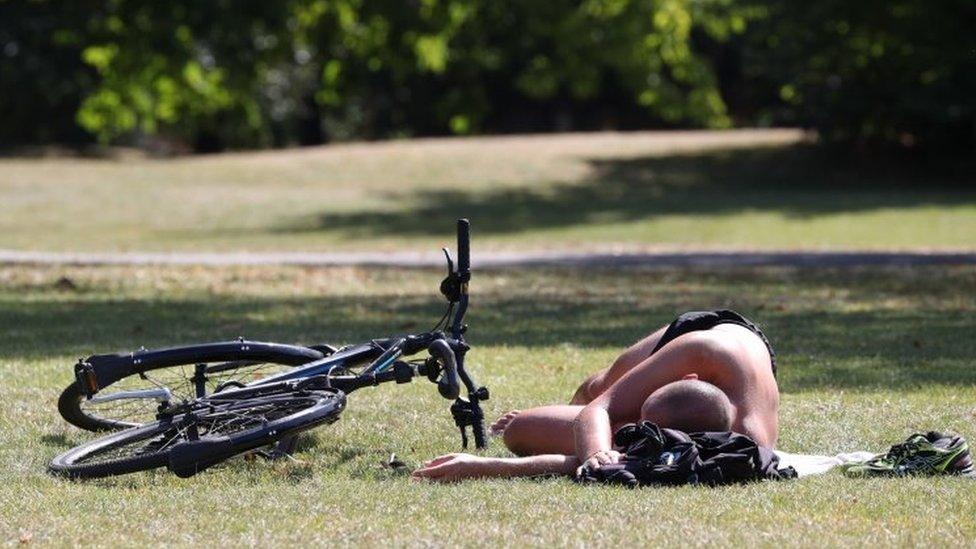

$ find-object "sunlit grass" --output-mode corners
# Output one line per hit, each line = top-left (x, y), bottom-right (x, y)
(2, 264), (975, 545)
(2, 130), (973, 252)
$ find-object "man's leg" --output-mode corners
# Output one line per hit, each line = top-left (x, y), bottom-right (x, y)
(501, 405), (583, 456)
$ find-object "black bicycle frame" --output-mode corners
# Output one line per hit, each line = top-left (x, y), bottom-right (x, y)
(72, 219), (488, 449)
(242, 220), (488, 447)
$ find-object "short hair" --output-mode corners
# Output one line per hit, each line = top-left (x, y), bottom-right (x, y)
(639, 379), (734, 433)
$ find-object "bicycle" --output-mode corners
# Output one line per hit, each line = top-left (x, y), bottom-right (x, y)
(50, 219), (489, 479)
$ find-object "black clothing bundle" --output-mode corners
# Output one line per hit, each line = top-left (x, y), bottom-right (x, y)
(574, 421), (797, 487)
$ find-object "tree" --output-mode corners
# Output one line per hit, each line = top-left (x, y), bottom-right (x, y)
(18, 0), (746, 149)
(742, 0), (976, 152)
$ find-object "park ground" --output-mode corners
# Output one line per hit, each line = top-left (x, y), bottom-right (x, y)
(1, 130), (974, 546)
(1, 264), (975, 545)
(1, 129), (974, 253)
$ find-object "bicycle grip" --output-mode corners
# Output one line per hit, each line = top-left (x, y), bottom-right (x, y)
(457, 218), (470, 275)
(428, 340), (460, 400)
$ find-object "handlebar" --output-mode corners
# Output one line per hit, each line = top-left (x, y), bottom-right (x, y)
(354, 219), (484, 449)
(457, 218), (470, 278)
(427, 339), (460, 400)
(449, 219), (470, 339)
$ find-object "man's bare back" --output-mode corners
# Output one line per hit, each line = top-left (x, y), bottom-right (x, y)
(413, 310), (780, 482)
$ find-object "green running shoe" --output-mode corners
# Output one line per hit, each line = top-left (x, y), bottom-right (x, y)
(843, 431), (974, 478)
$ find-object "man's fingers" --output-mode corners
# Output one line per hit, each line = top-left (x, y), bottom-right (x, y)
(413, 458), (456, 477)
(413, 464), (458, 483)
(412, 465), (444, 479)
(424, 454), (459, 468)
(578, 456), (602, 477)
(582, 450), (623, 471)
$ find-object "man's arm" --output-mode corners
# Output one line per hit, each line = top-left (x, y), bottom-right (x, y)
(573, 341), (700, 468)
(412, 453), (579, 482)
(573, 403), (618, 469)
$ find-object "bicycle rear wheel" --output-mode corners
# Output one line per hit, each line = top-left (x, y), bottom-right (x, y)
(58, 341), (326, 432)
(50, 389), (345, 479)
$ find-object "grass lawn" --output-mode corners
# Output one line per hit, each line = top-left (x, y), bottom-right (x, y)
(2, 129), (974, 253)
(2, 263), (975, 545)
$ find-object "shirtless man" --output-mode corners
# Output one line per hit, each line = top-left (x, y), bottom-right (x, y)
(412, 310), (779, 482)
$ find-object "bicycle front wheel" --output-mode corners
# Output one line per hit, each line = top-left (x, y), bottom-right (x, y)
(50, 389), (346, 479)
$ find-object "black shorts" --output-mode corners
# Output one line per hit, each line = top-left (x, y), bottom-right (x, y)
(649, 309), (777, 377)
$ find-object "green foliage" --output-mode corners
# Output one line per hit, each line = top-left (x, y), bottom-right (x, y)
(742, 0), (976, 151)
(1, 0), (973, 152)
(1, 0), (746, 148)
(292, 0), (749, 138)
(70, 1), (296, 148)
(0, 1), (99, 145)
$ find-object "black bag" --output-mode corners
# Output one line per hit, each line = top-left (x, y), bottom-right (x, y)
(574, 421), (797, 487)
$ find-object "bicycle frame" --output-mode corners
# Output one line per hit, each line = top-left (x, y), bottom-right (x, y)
(72, 219), (489, 449)
(241, 220), (486, 447)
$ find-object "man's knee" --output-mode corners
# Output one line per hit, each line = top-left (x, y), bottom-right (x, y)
(502, 415), (532, 456)
(578, 372), (605, 403)
(501, 405), (582, 457)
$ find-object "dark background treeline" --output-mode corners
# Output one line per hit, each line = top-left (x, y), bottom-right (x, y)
(1, 0), (973, 154)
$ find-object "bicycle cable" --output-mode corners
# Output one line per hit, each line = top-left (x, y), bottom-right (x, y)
(431, 302), (454, 332)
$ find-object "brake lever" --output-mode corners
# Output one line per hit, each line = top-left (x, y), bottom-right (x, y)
(439, 248), (463, 302)
(442, 247), (455, 275)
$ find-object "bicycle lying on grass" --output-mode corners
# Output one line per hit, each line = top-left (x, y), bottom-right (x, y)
(50, 219), (489, 479)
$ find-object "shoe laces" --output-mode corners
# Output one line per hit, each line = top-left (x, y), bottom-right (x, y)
(883, 437), (926, 463)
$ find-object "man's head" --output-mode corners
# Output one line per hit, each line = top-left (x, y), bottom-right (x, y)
(639, 378), (734, 433)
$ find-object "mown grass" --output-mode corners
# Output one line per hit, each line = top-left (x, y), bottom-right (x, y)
(1, 264), (975, 546)
(2, 129), (974, 252)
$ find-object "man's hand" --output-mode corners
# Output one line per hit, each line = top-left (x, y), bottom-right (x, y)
(411, 453), (491, 483)
(575, 449), (623, 477)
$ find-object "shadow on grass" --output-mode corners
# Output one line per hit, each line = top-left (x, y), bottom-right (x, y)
(3, 288), (974, 392)
(313, 445), (368, 466)
(40, 433), (78, 449)
(276, 145), (976, 238)
(293, 433), (322, 454)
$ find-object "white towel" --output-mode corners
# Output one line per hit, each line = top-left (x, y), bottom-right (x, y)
(774, 450), (876, 477)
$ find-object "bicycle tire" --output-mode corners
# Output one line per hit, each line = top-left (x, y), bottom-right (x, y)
(50, 389), (345, 480)
(58, 341), (326, 432)
(49, 421), (173, 479)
